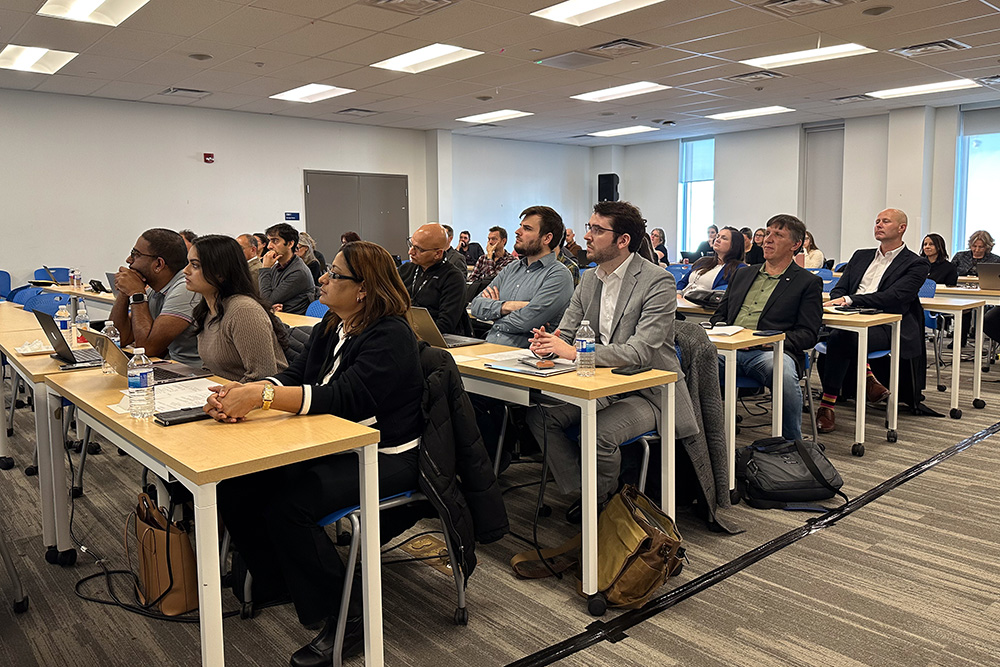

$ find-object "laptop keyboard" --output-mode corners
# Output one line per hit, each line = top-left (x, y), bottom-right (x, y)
(73, 348), (102, 362)
(152, 367), (185, 383)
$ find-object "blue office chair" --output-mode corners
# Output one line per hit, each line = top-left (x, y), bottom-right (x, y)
(34, 267), (70, 283)
(0, 271), (11, 301)
(834, 262), (848, 272)
(731, 352), (818, 443)
(305, 299), (329, 318)
(666, 265), (690, 283)
(807, 268), (833, 281)
(23, 293), (70, 316)
(8, 286), (43, 306)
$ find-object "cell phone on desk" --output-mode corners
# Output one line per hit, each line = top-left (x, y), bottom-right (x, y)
(89, 279), (109, 293)
(753, 330), (783, 336)
(612, 365), (652, 376)
(154, 407), (211, 427)
(834, 306), (860, 312)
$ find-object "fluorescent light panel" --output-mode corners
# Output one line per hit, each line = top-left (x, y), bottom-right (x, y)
(37, 0), (151, 27)
(571, 81), (670, 102)
(0, 44), (78, 74)
(741, 43), (875, 69)
(371, 43), (482, 74)
(867, 79), (980, 99)
(707, 106), (795, 121)
(532, 0), (666, 26)
(269, 83), (355, 103)
(457, 109), (534, 123)
(587, 125), (659, 137)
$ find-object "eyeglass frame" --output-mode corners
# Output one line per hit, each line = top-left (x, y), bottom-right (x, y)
(325, 267), (363, 283)
(128, 247), (159, 261)
(406, 237), (439, 254)
(584, 223), (620, 237)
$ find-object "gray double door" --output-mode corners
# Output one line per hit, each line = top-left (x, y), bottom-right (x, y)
(303, 170), (409, 261)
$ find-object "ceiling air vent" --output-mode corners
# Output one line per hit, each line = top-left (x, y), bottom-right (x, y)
(832, 94), (875, 104)
(890, 39), (970, 58)
(976, 74), (1000, 86)
(337, 108), (377, 117)
(587, 39), (657, 59)
(757, 0), (859, 17)
(361, 0), (453, 16)
(160, 87), (211, 98)
(536, 51), (610, 70)
(726, 70), (786, 84)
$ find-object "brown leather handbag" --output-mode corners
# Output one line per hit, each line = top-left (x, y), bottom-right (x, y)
(128, 493), (199, 616)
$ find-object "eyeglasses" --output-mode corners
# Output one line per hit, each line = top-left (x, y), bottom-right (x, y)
(584, 223), (619, 236)
(325, 268), (363, 283)
(129, 248), (158, 260)
(406, 238), (436, 254)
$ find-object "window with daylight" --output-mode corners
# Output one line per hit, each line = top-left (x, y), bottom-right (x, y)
(678, 137), (715, 253)
(955, 131), (1000, 248)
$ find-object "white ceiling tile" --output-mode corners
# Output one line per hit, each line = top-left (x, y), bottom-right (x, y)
(195, 6), (310, 47)
(86, 29), (185, 61)
(119, 60), (204, 85)
(157, 39), (253, 68)
(57, 54), (144, 80)
(176, 68), (260, 91)
(365, 73), (451, 96)
(786, 0), (969, 32)
(34, 74), (111, 95)
(11, 15), (112, 52)
(268, 58), (359, 84)
(582, 0), (736, 36)
(458, 16), (569, 53)
(324, 5), (419, 31)
(188, 91), (261, 109)
(262, 20), (373, 57)
(141, 92), (198, 105)
(250, 0), (356, 19)
(635, 8), (775, 49)
(231, 97), (302, 113)
(225, 75), (312, 96)
(322, 32), (427, 66)
(90, 80), (165, 100)
(0, 8), (32, 45)
(209, 49), (309, 76)
(120, 0), (241, 37)
(386, 2), (522, 42)
(404, 80), (488, 102)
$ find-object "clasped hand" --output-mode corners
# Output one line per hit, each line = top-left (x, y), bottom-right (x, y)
(529, 326), (575, 360)
(204, 382), (260, 423)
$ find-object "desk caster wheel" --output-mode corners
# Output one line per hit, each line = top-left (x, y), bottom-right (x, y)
(24, 465), (38, 476)
(730, 488), (741, 505)
(336, 530), (352, 546)
(117, 448), (126, 456)
(86, 442), (102, 454)
(14, 399), (25, 409)
(57, 549), (77, 567)
(71, 486), (83, 499)
(587, 592), (607, 617)
(973, 399), (986, 409)
(454, 607), (468, 625)
(5, 428), (11, 437)
(68, 440), (82, 453)
(538, 504), (552, 518)
(937, 384), (946, 392)
(13, 597), (28, 614)
(0, 456), (13, 470)
(886, 430), (897, 443)
(851, 443), (865, 457)
(45, 546), (59, 564)
(950, 408), (962, 419)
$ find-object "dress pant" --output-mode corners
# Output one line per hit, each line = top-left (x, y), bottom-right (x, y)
(218, 448), (419, 627)
(818, 324), (891, 397)
(722, 349), (803, 441)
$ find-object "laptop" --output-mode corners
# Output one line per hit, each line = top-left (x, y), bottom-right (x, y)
(33, 311), (102, 364)
(81, 328), (212, 385)
(975, 263), (1000, 290)
(27, 265), (70, 287)
(105, 272), (121, 297)
(409, 307), (483, 349)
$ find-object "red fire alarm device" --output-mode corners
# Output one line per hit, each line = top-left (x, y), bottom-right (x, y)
(204, 153), (214, 164)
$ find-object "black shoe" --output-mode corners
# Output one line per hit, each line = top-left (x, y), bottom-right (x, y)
(341, 616), (365, 659)
(290, 616), (364, 667)
(565, 498), (581, 524)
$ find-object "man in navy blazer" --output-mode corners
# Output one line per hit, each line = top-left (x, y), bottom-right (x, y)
(710, 214), (823, 441)
(816, 208), (930, 432)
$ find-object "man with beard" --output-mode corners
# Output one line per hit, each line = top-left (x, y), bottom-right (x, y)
(110, 228), (201, 366)
(469, 206), (574, 348)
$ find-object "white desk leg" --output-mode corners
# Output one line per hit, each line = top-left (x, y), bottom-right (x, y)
(723, 350), (736, 491)
(950, 310), (963, 416)
(854, 328), (867, 448)
(973, 305), (985, 409)
(660, 383), (675, 520)
(192, 483), (224, 667)
(0, 361), (10, 462)
(771, 341), (784, 438)
(37, 386), (60, 554)
(579, 399), (598, 597)
(357, 444), (384, 667)
(887, 321), (899, 436)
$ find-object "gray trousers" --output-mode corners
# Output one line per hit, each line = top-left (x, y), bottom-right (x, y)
(526, 394), (656, 504)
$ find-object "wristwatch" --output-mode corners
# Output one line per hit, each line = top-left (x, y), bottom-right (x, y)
(261, 384), (275, 410)
(130, 293), (147, 304)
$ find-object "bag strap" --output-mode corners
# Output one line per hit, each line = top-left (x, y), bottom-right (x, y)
(791, 439), (849, 505)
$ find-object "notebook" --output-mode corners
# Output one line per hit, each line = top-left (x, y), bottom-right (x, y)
(409, 307), (483, 349)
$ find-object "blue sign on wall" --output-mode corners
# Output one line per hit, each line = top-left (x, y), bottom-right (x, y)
(285, 212), (300, 221)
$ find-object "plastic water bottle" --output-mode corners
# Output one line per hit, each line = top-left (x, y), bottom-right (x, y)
(55, 303), (72, 342)
(127, 348), (155, 419)
(575, 320), (596, 377)
(100, 322), (120, 375)
(75, 300), (90, 344)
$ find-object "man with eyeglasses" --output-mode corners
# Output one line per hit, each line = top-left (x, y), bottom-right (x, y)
(398, 223), (468, 335)
(526, 201), (698, 523)
(110, 228), (201, 366)
(259, 222), (315, 315)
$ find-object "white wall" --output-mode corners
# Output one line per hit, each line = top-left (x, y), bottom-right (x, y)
(841, 114), (890, 261)
(0, 89), (428, 286)
(622, 140), (680, 254)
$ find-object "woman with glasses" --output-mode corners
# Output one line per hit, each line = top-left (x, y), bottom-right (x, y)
(676, 225), (745, 295)
(183, 234), (288, 382)
(953, 229), (1000, 276)
(295, 230), (324, 285)
(205, 241), (424, 666)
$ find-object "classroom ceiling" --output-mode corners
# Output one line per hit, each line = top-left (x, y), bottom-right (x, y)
(2, 0), (1000, 145)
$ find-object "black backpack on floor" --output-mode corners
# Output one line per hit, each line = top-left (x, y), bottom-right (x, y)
(736, 437), (847, 510)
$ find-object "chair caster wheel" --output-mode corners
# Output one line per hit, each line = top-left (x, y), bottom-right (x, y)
(14, 400), (25, 409)
(587, 592), (607, 616)
(336, 531), (352, 546)
(851, 443), (865, 456)
(24, 465), (38, 476)
(454, 607), (468, 625)
(950, 408), (962, 419)
(12, 597), (28, 614)
(730, 488), (741, 505)
(58, 549), (77, 567)
(86, 442), (102, 454)
(5, 428), (11, 437)
(117, 448), (126, 456)
(937, 384), (946, 392)
(71, 486), (83, 498)
(538, 504), (552, 518)
(886, 429), (897, 443)
(45, 546), (59, 564)
(240, 603), (254, 620)
(973, 399), (986, 409)
(68, 440), (82, 453)
(0, 456), (13, 470)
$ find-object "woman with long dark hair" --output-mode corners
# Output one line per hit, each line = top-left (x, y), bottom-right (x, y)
(677, 225), (745, 295)
(183, 234), (288, 382)
(802, 231), (825, 269)
(920, 233), (958, 286)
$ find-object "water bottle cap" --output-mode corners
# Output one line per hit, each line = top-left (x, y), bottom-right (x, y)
(581, 319), (589, 325)
(134, 347), (144, 354)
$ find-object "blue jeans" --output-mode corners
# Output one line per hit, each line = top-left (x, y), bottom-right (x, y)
(722, 349), (803, 441)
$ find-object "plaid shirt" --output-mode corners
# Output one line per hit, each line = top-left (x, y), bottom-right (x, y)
(468, 250), (516, 283)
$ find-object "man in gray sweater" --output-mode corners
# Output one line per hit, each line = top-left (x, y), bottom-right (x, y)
(259, 222), (314, 315)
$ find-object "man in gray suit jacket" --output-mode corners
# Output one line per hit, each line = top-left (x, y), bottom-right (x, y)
(527, 201), (698, 521)
(238, 233), (262, 289)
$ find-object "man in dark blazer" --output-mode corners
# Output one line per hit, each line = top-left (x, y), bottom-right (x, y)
(816, 208), (930, 432)
(711, 214), (823, 441)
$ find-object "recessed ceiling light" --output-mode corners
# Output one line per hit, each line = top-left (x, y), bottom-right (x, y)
(37, 0), (150, 27)
(740, 43), (875, 69)
(867, 79), (980, 99)
(706, 106), (795, 121)
(371, 43), (482, 74)
(532, 0), (666, 27)
(188, 53), (213, 61)
(269, 83), (356, 103)
(457, 109), (533, 123)
(0, 44), (78, 74)
(587, 125), (659, 137)
(571, 81), (670, 102)
(862, 5), (893, 16)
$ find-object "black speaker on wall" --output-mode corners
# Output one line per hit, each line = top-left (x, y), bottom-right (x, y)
(598, 173), (619, 202)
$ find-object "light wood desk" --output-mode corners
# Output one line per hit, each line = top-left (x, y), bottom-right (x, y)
(0, 301), (44, 332)
(42, 284), (117, 317)
(921, 296), (987, 418)
(277, 311), (322, 328)
(42, 370), (384, 667)
(447, 342), (677, 611)
(937, 284), (1000, 306)
(957, 275), (979, 284)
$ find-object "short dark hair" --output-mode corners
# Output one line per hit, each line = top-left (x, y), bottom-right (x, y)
(459, 230), (470, 237)
(240, 233), (258, 250)
(592, 200), (645, 253)
(141, 228), (188, 273)
(520, 206), (564, 251)
(266, 222), (299, 251)
(708, 224), (719, 233)
(740, 227), (753, 240)
(442, 224), (454, 239)
(489, 226), (507, 242)
(341, 231), (361, 244)
(765, 214), (806, 252)
(178, 229), (197, 244)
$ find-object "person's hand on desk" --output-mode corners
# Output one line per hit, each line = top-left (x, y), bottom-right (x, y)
(262, 250), (280, 268)
(115, 267), (146, 297)
(824, 297), (847, 307)
(205, 382), (260, 422)
(272, 303), (284, 313)
(529, 326), (576, 360)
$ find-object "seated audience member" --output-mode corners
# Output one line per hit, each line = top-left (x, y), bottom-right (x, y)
(556, 233), (581, 289)
(296, 231), (324, 285)
(711, 215), (822, 441)
(253, 233), (269, 259)
(921, 233), (958, 286)
(399, 223), (467, 335)
(695, 224), (718, 258)
(984, 306), (1000, 347)
(953, 230), (1000, 276)
(802, 231), (825, 269)
(111, 228), (201, 366)
(526, 201), (697, 521)
(457, 230), (484, 266)
(260, 223), (315, 315)
(650, 227), (670, 265)
(565, 227), (586, 266)
(179, 229), (197, 250)
(207, 241), (425, 666)
(184, 235), (288, 382)
(741, 227), (764, 265)
(753, 227), (765, 249)
(468, 226), (516, 284)
(341, 231), (361, 245)
(470, 206), (574, 347)
(817, 208), (930, 432)
(677, 225), (745, 296)
(441, 224), (469, 277)
(237, 234), (262, 288)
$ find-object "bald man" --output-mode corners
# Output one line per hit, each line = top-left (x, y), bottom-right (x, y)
(816, 208), (930, 432)
(399, 223), (468, 335)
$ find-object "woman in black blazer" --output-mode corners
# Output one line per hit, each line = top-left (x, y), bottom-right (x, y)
(920, 233), (958, 286)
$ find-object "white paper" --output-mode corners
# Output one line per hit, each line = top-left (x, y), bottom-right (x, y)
(824, 307), (857, 315)
(153, 378), (218, 411)
(706, 325), (743, 336)
(479, 350), (528, 361)
(108, 396), (129, 414)
(451, 354), (478, 363)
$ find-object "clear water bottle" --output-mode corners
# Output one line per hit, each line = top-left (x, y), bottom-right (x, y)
(54, 303), (72, 342)
(575, 319), (596, 377)
(127, 348), (155, 419)
(75, 299), (90, 344)
(100, 321), (120, 375)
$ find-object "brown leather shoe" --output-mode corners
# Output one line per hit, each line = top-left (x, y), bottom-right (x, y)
(816, 406), (835, 433)
(866, 376), (890, 403)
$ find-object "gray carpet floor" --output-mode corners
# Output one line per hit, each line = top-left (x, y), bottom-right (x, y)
(1, 345), (999, 667)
